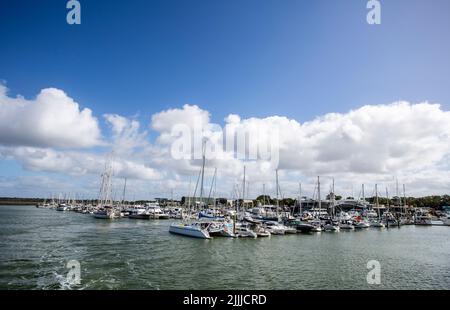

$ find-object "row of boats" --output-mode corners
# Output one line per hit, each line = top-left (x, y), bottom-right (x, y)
(38, 196), (450, 240)
(166, 206), (450, 239)
(39, 149), (450, 240)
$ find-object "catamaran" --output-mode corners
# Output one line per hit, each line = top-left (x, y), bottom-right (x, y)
(169, 140), (213, 239)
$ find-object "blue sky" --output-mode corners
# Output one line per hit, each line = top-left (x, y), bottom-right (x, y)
(1, 0), (450, 198)
(1, 0), (449, 123)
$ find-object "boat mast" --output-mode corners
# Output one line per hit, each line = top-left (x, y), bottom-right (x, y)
(263, 183), (266, 205)
(276, 169), (279, 218)
(242, 165), (246, 211)
(187, 176), (192, 219)
(375, 184), (380, 219)
(362, 184), (365, 202)
(299, 182), (302, 216)
(396, 177), (400, 213)
(403, 184), (407, 216)
(207, 167), (217, 211)
(317, 176), (321, 219)
(385, 187), (390, 213)
(331, 178), (335, 218)
(199, 140), (206, 210)
(121, 178), (127, 207)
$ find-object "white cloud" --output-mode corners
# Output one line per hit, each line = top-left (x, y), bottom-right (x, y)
(104, 114), (148, 155)
(147, 101), (450, 197)
(0, 146), (161, 181)
(1, 93), (449, 198)
(0, 85), (102, 148)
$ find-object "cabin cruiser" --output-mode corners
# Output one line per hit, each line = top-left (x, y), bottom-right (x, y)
(219, 221), (236, 237)
(250, 206), (279, 221)
(264, 221), (286, 235)
(323, 219), (340, 231)
(369, 219), (385, 228)
(337, 212), (352, 221)
(364, 209), (378, 219)
(56, 203), (68, 211)
(251, 224), (271, 237)
(168, 208), (184, 219)
(286, 219), (314, 233)
(283, 225), (298, 234)
(310, 219), (323, 232)
(414, 209), (432, 225)
(128, 206), (150, 219)
(441, 210), (450, 226)
(169, 221), (211, 239)
(339, 220), (355, 230)
(199, 209), (224, 219)
(235, 222), (257, 238)
(443, 214), (450, 226)
(93, 206), (116, 219)
(204, 219), (236, 238)
(353, 218), (370, 228)
(146, 203), (170, 219)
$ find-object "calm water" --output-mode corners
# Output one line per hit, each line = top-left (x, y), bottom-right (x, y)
(0, 205), (449, 290)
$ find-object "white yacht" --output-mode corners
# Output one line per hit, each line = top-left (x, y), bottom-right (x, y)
(169, 222), (211, 239)
(339, 220), (355, 230)
(369, 219), (385, 228)
(353, 218), (370, 228)
(235, 223), (257, 238)
(93, 206), (116, 219)
(414, 209), (432, 225)
(128, 206), (150, 219)
(56, 203), (68, 211)
(264, 221), (286, 235)
(251, 224), (271, 237)
(146, 203), (170, 219)
(323, 220), (340, 231)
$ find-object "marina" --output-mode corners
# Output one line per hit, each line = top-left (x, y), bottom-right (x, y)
(1, 204), (449, 290)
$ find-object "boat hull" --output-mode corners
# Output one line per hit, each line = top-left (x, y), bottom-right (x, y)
(296, 224), (314, 233)
(93, 213), (115, 219)
(129, 214), (150, 219)
(169, 223), (211, 239)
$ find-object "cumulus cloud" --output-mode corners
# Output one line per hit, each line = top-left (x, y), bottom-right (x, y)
(104, 114), (148, 154)
(147, 102), (450, 197)
(1, 93), (449, 198)
(0, 146), (161, 181)
(0, 85), (102, 148)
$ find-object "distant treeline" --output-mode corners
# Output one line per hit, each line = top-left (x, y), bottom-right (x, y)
(1, 195), (449, 210)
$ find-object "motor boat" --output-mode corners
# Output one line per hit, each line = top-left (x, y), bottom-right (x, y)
(199, 209), (224, 220)
(310, 219), (323, 232)
(128, 207), (150, 219)
(56, 203), (68, 211)
(235, 223), (257, 238)
(146, 203), (170, 219)
(264, 221), (286, 235)
(353, 219), (370, 228)
(369, 219), (385, 228)
(323, 220), (340, 231)
(251, 224), (271, 237)
(93, 206), (116, 219)
(339, 220), (355, 230)
(289, 219), (314, 233)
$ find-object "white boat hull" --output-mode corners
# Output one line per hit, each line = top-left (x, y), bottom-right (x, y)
(93, 213), (115, 219)
(324, 224), (340, 231)
(169, 223), (210, 239)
